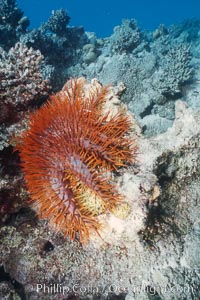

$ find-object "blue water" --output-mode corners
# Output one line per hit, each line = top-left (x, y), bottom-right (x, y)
(17, 0), (200, 37)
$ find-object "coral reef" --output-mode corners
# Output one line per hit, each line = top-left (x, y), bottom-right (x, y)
(0, 0), (29, 49)
(153, 24), (168, 39)
(0, 42), (51, 232)
(1, 2), (200, 299)
(110, 19), (141, 53)
(82, 43), (99, 64)
(158, 44), (193, 98)
(0, 42), (50, 120)
(17, 78), (137, 243)
(0, 126), (9, 150)
(0, 139), (28, 221)
(44, 9), (70, 36)
(0, 0), (87, 88)
(0, 0), (23, 27)
(0, 42), (51, 151)
(0, 2), (197, 137)
(20, 10), (88, 71)
(66, 19), (198, 137)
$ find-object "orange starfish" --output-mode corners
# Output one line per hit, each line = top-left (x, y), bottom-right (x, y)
(17, 78), (137, 243)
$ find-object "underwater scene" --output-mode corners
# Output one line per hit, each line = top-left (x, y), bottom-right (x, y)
(0, 0), (200, 299)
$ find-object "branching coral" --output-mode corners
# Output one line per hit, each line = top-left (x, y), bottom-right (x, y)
(0, 0), (29, 49)
(158, 44), (192, 98)
(44, 9), (70, 36)
(0, 42), (50, 124)
(111, 19), (141, 54)
(17, 78), (137, 243)
(0, 0), (23, 27)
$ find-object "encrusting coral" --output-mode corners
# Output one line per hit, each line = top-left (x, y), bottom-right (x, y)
(17, 78), (137, 243)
